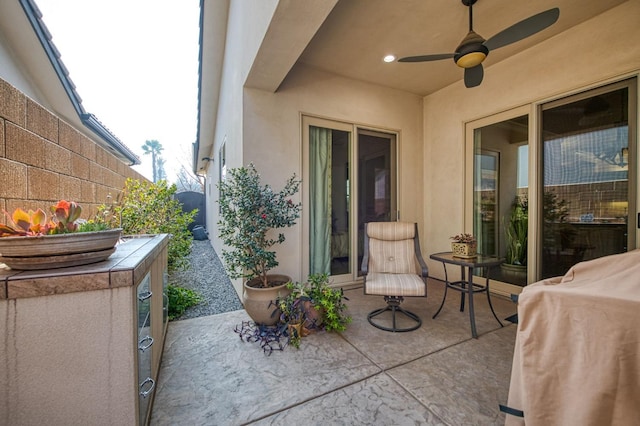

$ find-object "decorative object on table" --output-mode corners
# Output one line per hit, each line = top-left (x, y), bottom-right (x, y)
(0, 200), (121, 270)
(450, 233), (477, 258)
(217, 163), (302, 325)
(501, 196), (528, 281)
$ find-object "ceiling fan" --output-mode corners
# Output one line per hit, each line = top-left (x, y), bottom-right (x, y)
(398, 0), (560, 88)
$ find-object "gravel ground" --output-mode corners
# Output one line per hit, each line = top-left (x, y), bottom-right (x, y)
(168, 239), (243, 320)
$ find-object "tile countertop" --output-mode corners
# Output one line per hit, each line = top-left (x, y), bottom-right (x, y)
(0, 234), (169, 300)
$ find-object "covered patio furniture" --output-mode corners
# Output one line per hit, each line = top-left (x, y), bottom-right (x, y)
(505, 249), (640, 425)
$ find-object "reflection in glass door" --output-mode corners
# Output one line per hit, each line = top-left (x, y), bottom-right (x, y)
(540, 81), (636, 278)
(472, 115), (529, 287)
(357, 130), (397, 275)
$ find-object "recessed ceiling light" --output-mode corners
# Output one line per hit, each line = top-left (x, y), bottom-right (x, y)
(383, 55), (396, 63)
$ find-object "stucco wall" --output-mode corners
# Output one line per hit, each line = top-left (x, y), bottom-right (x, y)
(207, 0), (640, 293)
(423, 1), (640, 279)
(234, 64), (423, 285)
(0, 78), (146, 221)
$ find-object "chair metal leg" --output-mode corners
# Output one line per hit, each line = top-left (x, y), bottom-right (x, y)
(368, 296), (422, 332)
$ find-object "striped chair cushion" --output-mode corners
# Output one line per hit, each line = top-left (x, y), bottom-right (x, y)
(364, 272), (426, 297)
(367, 222), (417, 274)
(369, 238), (415, 274)
(367, 222), (415, 241)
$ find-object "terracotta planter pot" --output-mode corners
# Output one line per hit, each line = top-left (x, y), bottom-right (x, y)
(242, 274), (291, 326)
(302, 300), (324, 330)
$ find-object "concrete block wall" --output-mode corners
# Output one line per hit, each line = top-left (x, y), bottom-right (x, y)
(0, 78), (146, 221)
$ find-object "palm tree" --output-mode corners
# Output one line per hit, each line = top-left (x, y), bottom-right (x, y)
(142, 140), (164, 182)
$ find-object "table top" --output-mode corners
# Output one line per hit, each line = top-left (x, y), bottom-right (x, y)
(430, 252), (504, 267)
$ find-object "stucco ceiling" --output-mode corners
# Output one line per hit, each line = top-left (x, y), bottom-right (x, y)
(296, 0), (628, 96)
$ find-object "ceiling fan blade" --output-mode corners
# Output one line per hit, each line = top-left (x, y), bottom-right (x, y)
(483, 8), (560, 51)
(464, 64), (484, 88)
(398, 53), (455, 63)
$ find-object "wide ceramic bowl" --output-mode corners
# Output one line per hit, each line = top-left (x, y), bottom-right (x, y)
(0, 228), (122, 270)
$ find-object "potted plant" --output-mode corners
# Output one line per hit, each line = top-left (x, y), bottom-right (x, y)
(305, 273), (351, 332)
(274, 290), (307, 348)
(450, 233), (477, 258)
(0, 200), (121, 270)
(271, 273), (351, 348)
(501, 195), (528, 282)
(218, 163), (302, 325)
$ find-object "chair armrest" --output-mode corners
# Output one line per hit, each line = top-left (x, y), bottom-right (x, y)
(415, 254), (428, 278)
(361, 223), (370, 275)
(361, 250), (369, 275)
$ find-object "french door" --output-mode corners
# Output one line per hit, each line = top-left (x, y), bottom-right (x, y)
(466, 78), (637, 295)
(302, 116), (397, 284)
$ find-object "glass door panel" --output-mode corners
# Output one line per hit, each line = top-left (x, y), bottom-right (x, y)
(472, 115), (529, 286)
(309, 125), (351, 277)
(540, 83), (635, 278)
(357, 130), (397, 276)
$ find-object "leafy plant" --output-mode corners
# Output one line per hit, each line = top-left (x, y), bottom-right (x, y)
(167, 284), (202, 320)
(306, 273), (351, 332)
(50, 200), (82, 233)
(217, 164), (301, 288)
(282, 273), (351, 333)
(275, 290), (306, 325)
(273, 290), (306, 348)
(1, 200), (88, 237)
(77, 221), (110, 232)
(97, 179), (197, 271)
(450, 233), (476, 244)
(504, 196), (528, 266)
(1, 207), (52, 236)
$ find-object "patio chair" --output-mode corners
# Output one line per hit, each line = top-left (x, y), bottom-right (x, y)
(361, 222), (428, 332)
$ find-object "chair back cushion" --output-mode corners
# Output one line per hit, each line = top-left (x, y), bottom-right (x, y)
(367, 222), (416, 274)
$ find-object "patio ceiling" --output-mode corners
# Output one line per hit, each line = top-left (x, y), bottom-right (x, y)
(197, 0), (628, 171)
(286, 0), (627, 96)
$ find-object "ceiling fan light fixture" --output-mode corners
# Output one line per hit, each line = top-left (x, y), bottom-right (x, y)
(453, 30), (488, 68)
(456, 51), (486, 68)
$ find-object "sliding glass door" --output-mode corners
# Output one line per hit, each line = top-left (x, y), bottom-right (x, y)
(303, 117), (397, 283)
(467, 79), (637, 293)
(540, 80), (636, 278)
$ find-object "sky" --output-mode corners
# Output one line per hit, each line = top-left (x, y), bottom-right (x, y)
(36, 1), (201, 182)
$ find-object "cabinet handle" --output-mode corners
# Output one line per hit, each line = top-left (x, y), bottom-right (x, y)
(138, 335), (154, 352)
(138, 291), (153, 302)
(139, 377), (155, 398)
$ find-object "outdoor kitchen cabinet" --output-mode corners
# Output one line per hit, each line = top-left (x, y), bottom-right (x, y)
(0, 234), (169, 426)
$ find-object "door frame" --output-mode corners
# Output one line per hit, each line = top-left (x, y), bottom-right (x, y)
(465, 105), (532, 298)
(302, 115), (399, 285)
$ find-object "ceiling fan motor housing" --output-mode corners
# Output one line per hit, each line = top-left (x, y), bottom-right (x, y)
(454, 30), (488, 68)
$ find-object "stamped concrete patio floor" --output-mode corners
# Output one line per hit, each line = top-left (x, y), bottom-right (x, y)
(151, 279), (517, 425)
